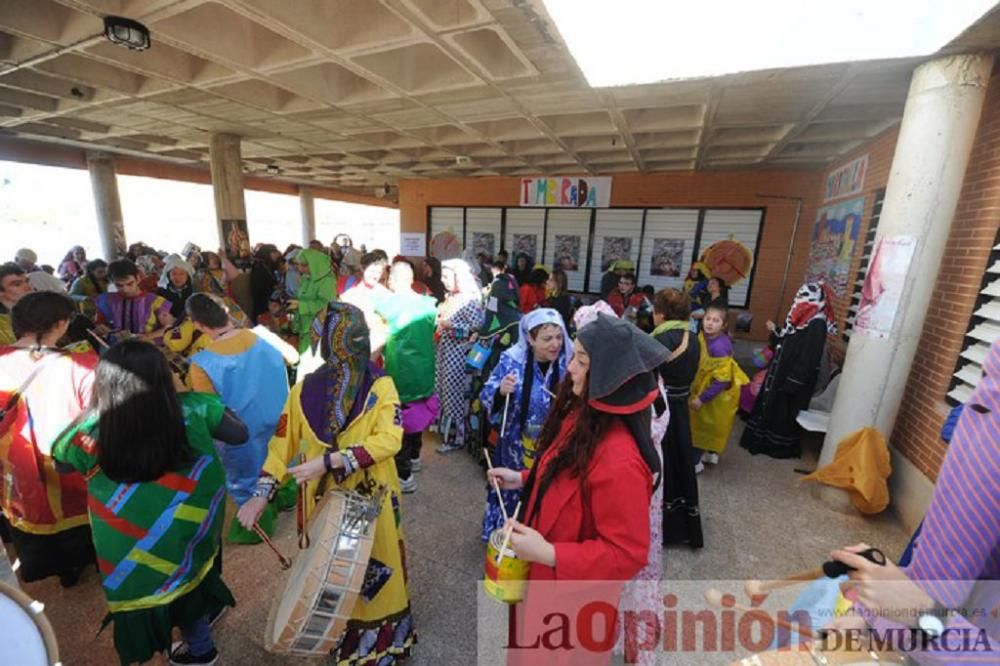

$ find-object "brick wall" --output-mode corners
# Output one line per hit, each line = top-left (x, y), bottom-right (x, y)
(890, 70), (1000, 480)
(398, 170), (822, 341)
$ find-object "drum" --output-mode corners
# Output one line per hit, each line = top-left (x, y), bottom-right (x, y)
(733, 645), (904, 665)
(0, 582), (60, 666)
(264, 487), (385, 656)
(483, 527), (530, 604)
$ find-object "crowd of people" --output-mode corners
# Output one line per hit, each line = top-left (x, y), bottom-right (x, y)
(0, 235), (996, 665)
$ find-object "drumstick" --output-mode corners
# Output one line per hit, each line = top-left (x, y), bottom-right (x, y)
(495, 500), (522, 566)
(745, 568), (826, 598)
(482, 448), (510, 524)
(296, 454), (311, 550)
(704, 589), (816, 639)
(500, 393), (511, 439)
(252, 524), (292, 570)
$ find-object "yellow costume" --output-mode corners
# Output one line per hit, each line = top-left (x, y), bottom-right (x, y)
(262, 300), (414, 665)
(690, 332), (749, 454)
(164, 318), (211, 357)
(0, 313), (13, 346)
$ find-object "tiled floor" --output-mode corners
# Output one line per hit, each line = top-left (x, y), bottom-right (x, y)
(9, 423), (910, 664)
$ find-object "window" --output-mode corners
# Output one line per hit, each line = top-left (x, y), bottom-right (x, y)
(948, 228), (1000, 404)
(844, 188), (886, 339)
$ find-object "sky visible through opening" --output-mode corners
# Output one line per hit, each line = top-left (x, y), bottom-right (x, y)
(0, 160), (400, 266)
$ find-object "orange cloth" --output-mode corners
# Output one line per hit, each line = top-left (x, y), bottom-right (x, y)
(800, 426), (892, 514)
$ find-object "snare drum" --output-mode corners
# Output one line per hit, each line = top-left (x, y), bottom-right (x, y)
(0, 582), (60, 666)
(484, 527), (530, 604)
(264, 488), (384, 656)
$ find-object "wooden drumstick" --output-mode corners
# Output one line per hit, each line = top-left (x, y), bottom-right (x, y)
(745, 567), (826, 598)
(495, 500), (522, 566)
(500, 393), (511, 438)
(482, 448), (510, 524)
(252, 524), (292, 570)
(704, 589), (816, 639)
(296, 454), (311, 550)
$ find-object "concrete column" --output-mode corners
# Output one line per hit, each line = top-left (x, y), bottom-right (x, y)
(299, 187), (316, 245)
(818, 54), (992, 497)
(208, 133), (246, 246)
(86, 152), (127, 259)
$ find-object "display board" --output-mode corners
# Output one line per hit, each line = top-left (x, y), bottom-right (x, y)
(637, 208), (700, 292)
(699, 209), (764, 308)
(544, 208), (591, 292)
(505, 208), (545, 265)
(587, 209), (643, 293)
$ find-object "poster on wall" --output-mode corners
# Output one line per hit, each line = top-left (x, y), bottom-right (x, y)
(824, 155), (868, 202)
(855, 235), (917, 341)
(430, 231), (462, 260)
(601, 237), (633, 271)
(511, 234), (538, 262)
(553, 234), (582, 271)
(805, 196), (865, 297)
(519, 176), (611, 207)
(649, 239), (685, 277)
(222, 218), (251, 263)
(471, 232), (496, 258)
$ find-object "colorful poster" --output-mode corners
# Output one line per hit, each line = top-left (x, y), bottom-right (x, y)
(471, 231), (496, 258)
(221, 218), (250, 262)
(855, 235), (918, 341)
(553, 234), (581, 272)
(519, 176), (612, 207)
(511, 234), (538, 261)
(824, 155), (868, 202)
(649, 239), (685, 277)
(601, 237), (632, 271)
(430, 230), (461, 260)
(805, 196), (865, 297)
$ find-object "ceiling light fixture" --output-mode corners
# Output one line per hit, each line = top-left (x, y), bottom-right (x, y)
(103, 16), (151, 51)
(266, 165), (281, 175)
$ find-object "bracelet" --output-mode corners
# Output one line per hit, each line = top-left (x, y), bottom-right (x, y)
(323, 451), (335, 473)
(251, 475), (278, 502)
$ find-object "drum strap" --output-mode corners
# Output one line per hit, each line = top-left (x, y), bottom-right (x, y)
(296, 454), (311, 549)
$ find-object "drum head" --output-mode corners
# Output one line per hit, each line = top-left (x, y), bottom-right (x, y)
(0, 582), (58, 666)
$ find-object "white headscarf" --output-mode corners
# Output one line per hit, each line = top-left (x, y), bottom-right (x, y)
(158, 253), (195, 289)
(508, 307), (572, 375)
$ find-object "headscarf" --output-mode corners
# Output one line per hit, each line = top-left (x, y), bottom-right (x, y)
(422, 257), (445, 303)
(509, 308), (572, 431)
(779, 282), (837, 337)
(296, 248), (334, 300)
(301, 302), (377, 443)
(157, 254), (196, 318)
(15, 248), (37, 265)
(157, 254), (195, 289)
(442, 258), (479, 296)
(572, 300), (618, 331)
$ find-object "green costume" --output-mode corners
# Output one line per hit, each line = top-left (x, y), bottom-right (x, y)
(294, 248), (335, 354)
(53, 392), (235, 665)
(374, 290), (437, 403)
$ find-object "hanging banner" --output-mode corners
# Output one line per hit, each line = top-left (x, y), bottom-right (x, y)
(519, 176), (611, 208)
(855, 235), (918, 341)
(824, 155), (868, 203)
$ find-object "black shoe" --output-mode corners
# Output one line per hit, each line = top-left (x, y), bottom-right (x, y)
(169, 641), (218, 666)
(59, 566), (84, 588)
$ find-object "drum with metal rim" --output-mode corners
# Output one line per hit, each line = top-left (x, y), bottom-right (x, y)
(0, 581), (61, 666)
(264, 487), (384, 656)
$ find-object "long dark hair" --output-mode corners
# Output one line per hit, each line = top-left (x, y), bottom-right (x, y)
(523, 370), (657, 525)
(95, 340), (195, 482)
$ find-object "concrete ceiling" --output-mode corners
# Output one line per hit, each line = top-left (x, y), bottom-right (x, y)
(0, 0), (996, 198)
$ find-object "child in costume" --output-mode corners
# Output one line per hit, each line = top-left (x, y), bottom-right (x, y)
(690, 302), (749, 466)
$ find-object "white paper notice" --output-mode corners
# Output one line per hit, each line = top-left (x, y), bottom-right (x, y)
(855, 235), (918, 341)
(400, 232), (426, 256)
